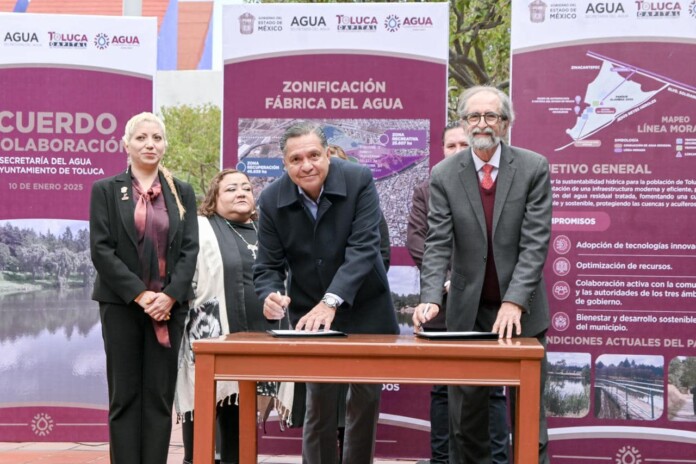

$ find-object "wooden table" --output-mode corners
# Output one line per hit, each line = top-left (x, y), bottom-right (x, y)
(193, 333), (544, 464)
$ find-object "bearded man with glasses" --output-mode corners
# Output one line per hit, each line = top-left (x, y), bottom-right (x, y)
(413, 86), (552, 464)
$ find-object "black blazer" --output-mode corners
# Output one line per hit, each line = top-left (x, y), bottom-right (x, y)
(89, 170), (199, 305)
(253, 158), (398, 335)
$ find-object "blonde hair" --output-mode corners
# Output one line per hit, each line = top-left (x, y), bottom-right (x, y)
(159, 165), (186, 220)
(123, 112), (185, 220)
(122, 111), (168, 147)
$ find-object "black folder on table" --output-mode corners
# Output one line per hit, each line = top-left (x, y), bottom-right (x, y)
(415, 331), (498, 340)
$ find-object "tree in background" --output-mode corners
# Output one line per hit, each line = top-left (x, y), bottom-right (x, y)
(680, 358), (696, 391)
(160, 104), (221, 199)
(448, 0), (511, 118)
(0, 243), (17, 273)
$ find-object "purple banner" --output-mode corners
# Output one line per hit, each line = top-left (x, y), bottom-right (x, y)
(511, 40), (696, 461)
(0, 68), (152, 442)
(225, 54), (446, 257)
(0, 67), (152, 220)
(223, 3), (449, 457)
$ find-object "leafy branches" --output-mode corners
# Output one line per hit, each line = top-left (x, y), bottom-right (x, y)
(448, 0), (511, 116)
(160, 104), (222, 198)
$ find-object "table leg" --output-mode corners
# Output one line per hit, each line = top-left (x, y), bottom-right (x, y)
(193, 353), (217, 464)
(515, 359), (541, 464)
(238, 381), (258, 464)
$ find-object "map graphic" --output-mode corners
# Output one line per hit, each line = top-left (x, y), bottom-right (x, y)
(558, 51), (696, 151)
(238, 118), (429, 179)
(237, 118), (431, 247)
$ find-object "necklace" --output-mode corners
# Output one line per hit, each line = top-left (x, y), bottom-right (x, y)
(224, 219), (259, 259)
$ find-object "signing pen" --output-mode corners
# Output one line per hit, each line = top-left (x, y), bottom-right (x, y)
(422, 303), (431, 319)
(276, 291), (286, 329)
(418, 303), (431, 330)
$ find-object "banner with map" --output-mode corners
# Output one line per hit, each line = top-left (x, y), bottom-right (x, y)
(0, 13), (156, 441)
(222, 2), (448, 265)
(222, 2), (448, 458)
(511, 2), (696, 462)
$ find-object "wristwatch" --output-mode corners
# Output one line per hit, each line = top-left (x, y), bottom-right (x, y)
(321, 295), (340, 310)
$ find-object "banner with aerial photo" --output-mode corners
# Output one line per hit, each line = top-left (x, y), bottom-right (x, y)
(511, 2), (696, 462)
(0, 13), (156, 441)
(223, 3), (448, 458)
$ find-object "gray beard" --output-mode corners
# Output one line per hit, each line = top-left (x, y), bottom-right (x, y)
(468, 129), (501, 151)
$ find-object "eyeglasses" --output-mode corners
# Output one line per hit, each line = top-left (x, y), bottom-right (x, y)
(462, 112), (507, 125)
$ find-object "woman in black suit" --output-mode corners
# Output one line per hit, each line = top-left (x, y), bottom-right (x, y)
(89, 112), (198, 464)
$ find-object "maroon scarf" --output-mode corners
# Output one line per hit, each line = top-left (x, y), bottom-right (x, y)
(133, 177), (170, 347)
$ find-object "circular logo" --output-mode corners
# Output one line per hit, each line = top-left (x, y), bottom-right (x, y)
(236, 161), (247, 172)
(551, 311), (570, 332)
(552, 281), (571, 300)
(384, 15), (401, 32)
(553, 257), (571, 276)
(31, 412), (54, 437)
(553, 235), (572, 255)
(94, 33), (110, 50)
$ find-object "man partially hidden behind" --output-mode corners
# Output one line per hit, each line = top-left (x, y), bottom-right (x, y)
(407, 120), (510, 464)
(413, 86), (552, 463)
(254, 121), (399, 464)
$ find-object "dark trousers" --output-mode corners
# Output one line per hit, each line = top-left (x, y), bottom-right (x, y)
(448, 302), (547, 464)
(100, 301), (185, 464)
(182, 403), (239, 464)
(489, 386), (510, 464)
(449, 337), (549, 464)
(430, 384), (449, 463)
(303, 383), (381, 464)
(508, 336), (549, 464)
(430, 385), (508, 464)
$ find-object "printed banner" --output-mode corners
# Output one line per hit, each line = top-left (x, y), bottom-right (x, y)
(223, 2), (449, 265)
(0, 13), (156, 441)
(511, 2), (696, 462)
(222, 3), (449, 458)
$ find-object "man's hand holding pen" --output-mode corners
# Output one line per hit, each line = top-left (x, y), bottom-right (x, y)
(412, 302), (439, 333)
(263, 291), (291, 322)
